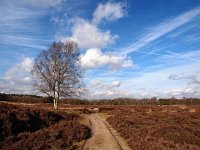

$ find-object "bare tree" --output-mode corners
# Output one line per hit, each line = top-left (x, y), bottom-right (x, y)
(31, 41), (85, 109)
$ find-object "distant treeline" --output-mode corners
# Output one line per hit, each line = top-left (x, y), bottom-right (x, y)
(0, 93), (200, 105)
(91, 97), (200, 105)
(0, 93), (53, 103)
(44, 97), (200, 105)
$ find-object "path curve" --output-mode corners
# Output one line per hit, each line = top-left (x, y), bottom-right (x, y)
(83, 113), (131, 150)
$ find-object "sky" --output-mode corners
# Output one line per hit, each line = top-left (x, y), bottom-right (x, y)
(0, 0), (200, 99)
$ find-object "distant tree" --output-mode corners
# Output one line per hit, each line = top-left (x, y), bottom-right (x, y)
(31, 41), (85, 109)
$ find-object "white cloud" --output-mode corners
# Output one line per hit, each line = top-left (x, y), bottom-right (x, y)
(121, 6), (200, 54)
(85, 80), (125, 99)
(90, 80), (121, 89)
(80, 48), (133, 70)
(92, 2), (125, 24)
(86, 85), (199, 99)
(4, 57), (33, 81)
(59, 2), (126, 49)
(169, 88), (197, 96)
(134, 87), (199, 98)
(60, 19), (117, 49)
(128, 62), (200, 98)
(57, 2), (130, 73)
(168, 72), (200, 85)
(84, 61), (200, 99)
(0, 57), (36, 94)
(56, 3), (132, 74)
(111, 81), (121, 87)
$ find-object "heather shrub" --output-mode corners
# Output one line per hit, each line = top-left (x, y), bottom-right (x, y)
(0, 103), (91, 150)
(106, 106), (200, 150)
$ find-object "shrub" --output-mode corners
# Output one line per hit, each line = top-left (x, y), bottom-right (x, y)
(0, 103), (91, 150)
(106, 106), (200, 150)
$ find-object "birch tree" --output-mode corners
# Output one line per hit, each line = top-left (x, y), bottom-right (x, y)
(31, 41), (85, 109)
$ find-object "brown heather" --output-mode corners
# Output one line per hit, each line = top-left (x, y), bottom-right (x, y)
(0, 103), (91, 150)
(106, 105), (200, 150)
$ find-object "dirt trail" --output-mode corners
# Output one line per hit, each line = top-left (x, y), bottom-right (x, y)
(83, 113), (131, 150)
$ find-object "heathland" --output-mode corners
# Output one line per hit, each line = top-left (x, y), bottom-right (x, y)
(1, 93), (200, 150)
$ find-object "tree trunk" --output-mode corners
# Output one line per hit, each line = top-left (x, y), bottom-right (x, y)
(53, 98), (58, 109)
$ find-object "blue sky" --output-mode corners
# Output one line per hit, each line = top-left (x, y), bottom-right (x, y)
(0, 0), (200, 99)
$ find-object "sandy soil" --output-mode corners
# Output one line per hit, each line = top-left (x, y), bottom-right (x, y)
(83, 113), (131, 150)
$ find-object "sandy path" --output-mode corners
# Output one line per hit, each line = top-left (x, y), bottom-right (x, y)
(83, 113), (131, 150)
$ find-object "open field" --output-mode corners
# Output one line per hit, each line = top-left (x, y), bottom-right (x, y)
(106, 105), (200, 150)
(0, 102), (91, 150)
(1, 102), (200, 150)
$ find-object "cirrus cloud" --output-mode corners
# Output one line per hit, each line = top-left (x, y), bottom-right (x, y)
(21, 0), (63, 8)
